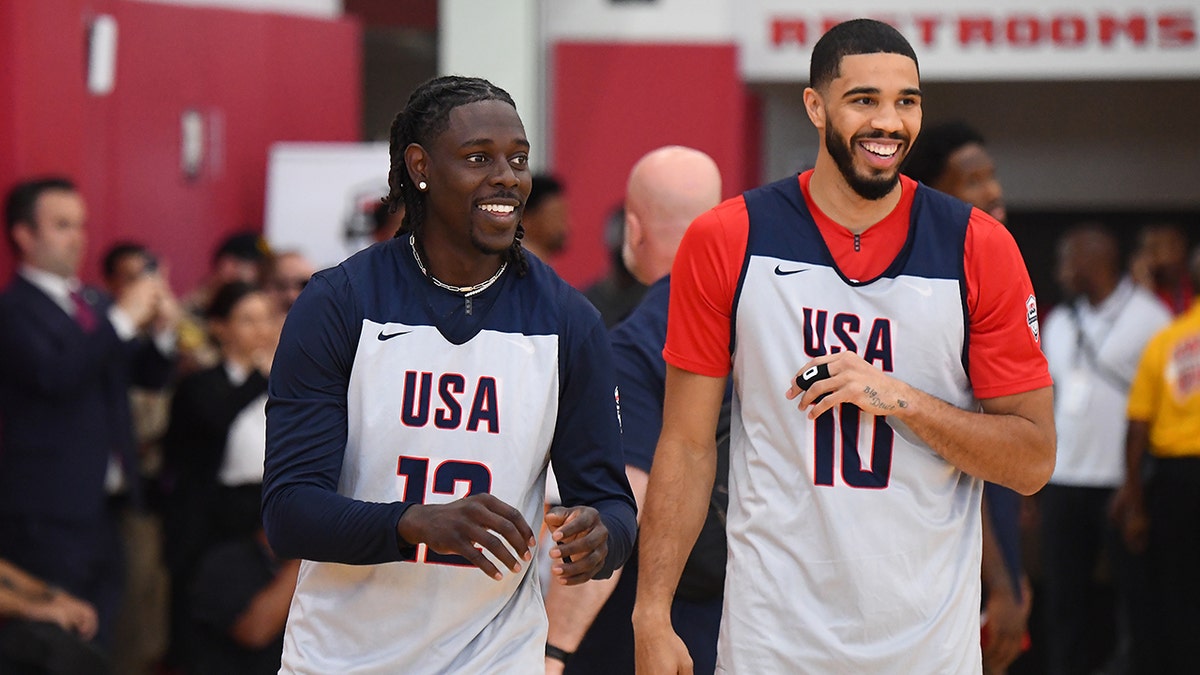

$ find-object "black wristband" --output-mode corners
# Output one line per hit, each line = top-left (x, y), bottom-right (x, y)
(545, 643), (573, 664)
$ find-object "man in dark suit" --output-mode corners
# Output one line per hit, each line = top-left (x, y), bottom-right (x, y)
(0, 176), (176, 649)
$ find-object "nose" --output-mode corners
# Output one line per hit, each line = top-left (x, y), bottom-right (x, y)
(871, 102), (904, 134)
(984, 177), (1003, 204)
(491, 157), (519, 188)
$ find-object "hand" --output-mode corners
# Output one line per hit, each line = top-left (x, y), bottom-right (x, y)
(115, 274), (161, 329)
(982, 578), (1031, 673)
(1109, 483), (1149, 553)
(544, 505), (609, 585)
(25, 590), (99, 640)
(786, 351), (912, 419)
(150, 272), (182, 334)
(396, 494), (535, 580)
(633, 616), (693, 675)
(545, 656), (566, 675)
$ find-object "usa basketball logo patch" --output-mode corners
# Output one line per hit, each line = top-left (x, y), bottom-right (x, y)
(614, 386), (623, 432)
(1025, 295), (1040, 343)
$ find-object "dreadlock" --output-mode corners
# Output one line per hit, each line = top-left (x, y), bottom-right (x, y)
(384, 75), (530, 277)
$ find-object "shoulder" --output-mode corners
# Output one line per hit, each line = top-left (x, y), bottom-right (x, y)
(611, 278), (670, 346)
(1127, 283), (1174, 324)
(521, 254), (605, 335)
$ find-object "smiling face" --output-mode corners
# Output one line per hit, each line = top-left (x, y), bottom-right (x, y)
(406, 99), (532, 263)
(807, 52), (922, 201)
(932, 142), (1006, 224)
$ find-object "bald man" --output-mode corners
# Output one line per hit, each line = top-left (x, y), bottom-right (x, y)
(544, 146), (722, 675)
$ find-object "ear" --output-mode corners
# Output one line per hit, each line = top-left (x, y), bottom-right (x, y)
(803, 87), (826, 130)
(10, 221), (35, 258)
(207, 318), (228, 346)
(404, 143), (429, 188)
(624, 209), (643, 248)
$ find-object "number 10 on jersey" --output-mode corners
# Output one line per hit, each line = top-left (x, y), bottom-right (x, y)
(813, 407), (894, 489)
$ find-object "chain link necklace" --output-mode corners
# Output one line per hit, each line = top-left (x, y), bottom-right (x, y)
(410, 233), (507, 315)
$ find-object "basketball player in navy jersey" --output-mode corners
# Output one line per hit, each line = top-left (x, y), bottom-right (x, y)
(262, 76), (636, 674)
(633, 19), (1055, 674)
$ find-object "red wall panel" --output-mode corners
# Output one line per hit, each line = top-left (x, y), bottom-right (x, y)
(0, 0), (360, 292)
(551, 42), (758, 288)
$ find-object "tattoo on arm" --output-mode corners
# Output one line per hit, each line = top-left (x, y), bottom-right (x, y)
(863, 386), (897, 412)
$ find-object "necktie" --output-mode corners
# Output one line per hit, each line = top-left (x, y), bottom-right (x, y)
(70, 289), (98, 332)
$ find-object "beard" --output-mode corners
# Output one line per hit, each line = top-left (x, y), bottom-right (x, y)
(825, 125), (904, 201)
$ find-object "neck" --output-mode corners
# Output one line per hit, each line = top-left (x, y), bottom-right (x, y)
(1085, 276), (1120, 307)
(414, 233), (505, 287)
(808, 153), (902, 234)
(411, 234), (506, 295)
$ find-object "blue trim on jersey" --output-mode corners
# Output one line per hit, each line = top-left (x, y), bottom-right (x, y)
(263, 238), (636, 573)
(738, 176), (973, 371)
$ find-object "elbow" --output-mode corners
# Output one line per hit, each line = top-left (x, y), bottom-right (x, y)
(1015, 437), (1056, 496)
(230, 618), (285, 650)
(261, 490), (302, 560)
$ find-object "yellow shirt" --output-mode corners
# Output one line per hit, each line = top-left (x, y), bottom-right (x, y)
(1127, 302), (1200, 457)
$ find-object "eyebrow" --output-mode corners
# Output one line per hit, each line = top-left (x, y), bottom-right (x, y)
(842, 86), (923, 99)
(459, 137), (531, 150)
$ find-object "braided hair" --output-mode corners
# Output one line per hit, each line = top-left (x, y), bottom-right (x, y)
(384, 75), (529, 277)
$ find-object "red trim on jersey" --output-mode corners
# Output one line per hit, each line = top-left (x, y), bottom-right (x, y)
(802, 170), (912, 282)
(664, 171), (1051, 399)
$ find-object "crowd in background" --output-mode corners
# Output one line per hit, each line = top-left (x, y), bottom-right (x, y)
(0, 142), (1197, 675)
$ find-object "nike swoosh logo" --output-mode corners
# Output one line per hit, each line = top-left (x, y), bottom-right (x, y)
(377, 330), (412, 341)
(774, 265), (808, 276)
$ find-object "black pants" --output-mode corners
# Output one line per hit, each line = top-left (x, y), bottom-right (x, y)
(0, 619), (110, 675)
(1039, 484), (1158, 675)
(1146, 457), (1200, 675)
(0, 513), (124, 648)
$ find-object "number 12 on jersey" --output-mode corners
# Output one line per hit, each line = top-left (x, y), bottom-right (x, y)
(397, 455), (493, 565)
(813, 407), (893, 489)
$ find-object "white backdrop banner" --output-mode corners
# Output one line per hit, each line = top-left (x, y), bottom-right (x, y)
(264, 142), (390, 270)
(736, 0), (1200, 81)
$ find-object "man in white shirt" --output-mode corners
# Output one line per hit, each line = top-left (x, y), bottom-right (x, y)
(1039, 224), (1171, 675)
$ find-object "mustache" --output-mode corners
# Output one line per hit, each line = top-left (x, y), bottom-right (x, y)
(855, 130), (909, 142)
(479, 191), (523, 205)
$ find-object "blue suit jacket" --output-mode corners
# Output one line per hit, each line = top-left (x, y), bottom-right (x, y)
(0, 275), (173, 522)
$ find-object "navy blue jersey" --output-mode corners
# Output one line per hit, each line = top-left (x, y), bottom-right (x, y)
(262, 238), (636, 674)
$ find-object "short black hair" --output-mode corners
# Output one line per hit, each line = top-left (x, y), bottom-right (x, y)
(903, 121), (986, 186)
(102, 241), (150, 281)
(383, 75), (530, 276)
(526, 174), (564, 214)
(206, 280), (262, 320)
(4, 176), (77, 250)
(810, 19), (919, 92)
(213, 231), (267, 265)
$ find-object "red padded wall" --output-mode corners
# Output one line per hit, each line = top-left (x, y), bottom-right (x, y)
(0, 0), (360, 292)
(550, 42), (759, 287)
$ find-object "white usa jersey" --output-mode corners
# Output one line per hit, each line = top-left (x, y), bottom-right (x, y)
(725, 178), (981, 673)
(264, 239), (635, 674)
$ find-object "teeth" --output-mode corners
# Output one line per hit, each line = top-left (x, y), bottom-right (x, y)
(479, 204), (514, 214)
(861, 142), (898, 157)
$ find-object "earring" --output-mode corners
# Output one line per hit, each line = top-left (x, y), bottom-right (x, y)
(418, 180), (428, 191)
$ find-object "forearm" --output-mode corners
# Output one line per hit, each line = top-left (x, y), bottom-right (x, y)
(1122, 421), (1150, 496)
(230, 559), (301, 649)
(891, 385), (1055, 495)
(261, 482), (410, 564)
(980, 500), (1018, 599)
(632, 438), (713, 623)
(545, 570), (622, 652)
